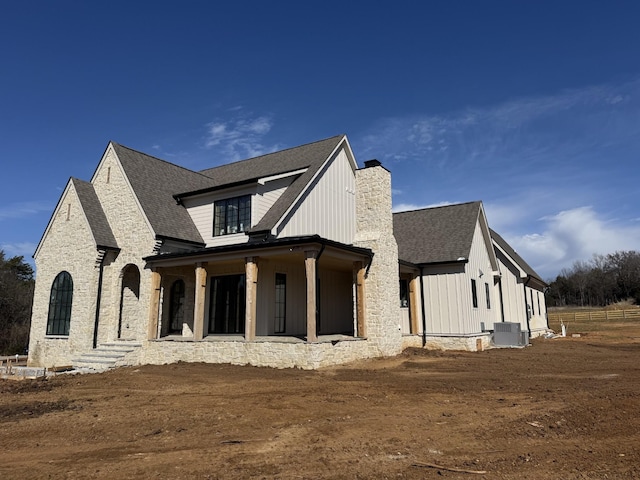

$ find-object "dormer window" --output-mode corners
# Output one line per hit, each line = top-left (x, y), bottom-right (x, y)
(213, 195), (251, 236)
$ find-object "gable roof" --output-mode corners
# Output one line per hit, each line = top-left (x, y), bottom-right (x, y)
(71, 178), (119, 250)
(110, 135), (348, 244)
(393, 201), (483, 265)
(193, 135), (347, 234)
(490, 229), (546, 285)
(111, 143), (215, 245)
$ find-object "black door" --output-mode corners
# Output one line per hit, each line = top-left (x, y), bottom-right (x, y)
(209, 275), (245, 334)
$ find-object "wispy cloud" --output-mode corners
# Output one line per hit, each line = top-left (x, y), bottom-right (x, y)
(502, 206), (640, 280)
(0, 201), (52, 221)
(0, 242), (37, 259)
(356, 78), (640, 279)
(392, 200), (458, 213)
(204, 110), (280, 161)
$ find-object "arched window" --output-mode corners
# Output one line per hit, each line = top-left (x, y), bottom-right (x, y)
(169, 279), (185, 334)
(47, 271), (73, 335)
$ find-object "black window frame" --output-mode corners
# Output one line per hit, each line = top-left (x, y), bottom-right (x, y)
(46, 271), (73, 336)
(274, 273), (286, 334)
(485, 282), (491, 309)
(213, 195), (251, 237)
(471, 279), (478, 308)
(169, 279), (185, 334)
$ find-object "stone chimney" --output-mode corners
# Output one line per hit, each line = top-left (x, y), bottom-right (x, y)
(354, 159), (402, 356)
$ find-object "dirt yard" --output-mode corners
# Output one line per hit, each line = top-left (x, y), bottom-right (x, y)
(2, 322), (640, 479)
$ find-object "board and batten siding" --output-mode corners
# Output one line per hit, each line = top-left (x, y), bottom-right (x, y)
(277, 148), (356, 244)
(423, 221), (500, 335)
(496, 252), (527, 330)
(183, 177), (294, 248)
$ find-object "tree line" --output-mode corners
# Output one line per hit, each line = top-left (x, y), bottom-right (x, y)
(546, 251), (640, 307)
(0, 250), (34, 355)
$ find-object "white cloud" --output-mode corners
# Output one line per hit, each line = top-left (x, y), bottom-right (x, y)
(504, 206), (640, 280)
(204, 112), (279, 161)
(393, 200), (458, 213)
(0, 242), (37, 259)
(0, 201), (52, 221)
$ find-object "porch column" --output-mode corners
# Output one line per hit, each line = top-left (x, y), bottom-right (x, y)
(305, 249), (319, 343)
(354, 261), (367, 338)
(245, 256), (259, 341)
(147, 268), (162, 340)
(193, 262), (207, 341)
(409, 274), (420, 334)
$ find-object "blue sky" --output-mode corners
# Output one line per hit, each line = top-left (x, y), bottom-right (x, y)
(2, 1), (639, 281)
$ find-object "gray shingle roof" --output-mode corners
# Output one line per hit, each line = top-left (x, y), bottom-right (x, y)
(196, 135), (346, 234)
(490, 228), (545, 285)
(393, 202), (482, 265)
(111, 143), (215, 245)
(72, 178), (119, 250)
(111, 135), (346, 244)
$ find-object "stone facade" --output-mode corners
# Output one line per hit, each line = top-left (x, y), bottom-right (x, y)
(354, 162), (403, 357)
(29, 138), (547, 371)
(29, 183), (101, 367)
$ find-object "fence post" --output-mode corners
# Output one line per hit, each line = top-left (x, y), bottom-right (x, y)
(623, 310), (626, 319)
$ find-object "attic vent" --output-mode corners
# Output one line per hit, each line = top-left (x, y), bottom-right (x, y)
(493, 322), (527, 346)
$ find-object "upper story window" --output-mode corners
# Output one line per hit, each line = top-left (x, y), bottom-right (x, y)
(213, 195), (251, 236)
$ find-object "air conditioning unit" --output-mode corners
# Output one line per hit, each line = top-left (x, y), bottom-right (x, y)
(493, 322), (524, 346)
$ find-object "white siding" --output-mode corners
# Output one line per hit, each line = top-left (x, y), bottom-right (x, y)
(277, 148), (356, 244)
(496, 254), (527, 330)
(183, 177), (294, 248)
(422, 221), (501, 335)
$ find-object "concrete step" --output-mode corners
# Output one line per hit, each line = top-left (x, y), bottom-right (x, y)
(72, 341), (142, 372)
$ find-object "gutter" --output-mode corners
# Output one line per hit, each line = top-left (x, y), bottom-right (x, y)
(92, 250), (108, 349)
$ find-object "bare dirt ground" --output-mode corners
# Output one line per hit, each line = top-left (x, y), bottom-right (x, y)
(2, 322), (640, 479)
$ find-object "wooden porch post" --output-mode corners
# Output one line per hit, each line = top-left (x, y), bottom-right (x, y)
(409, 274), (420, 334)
(147, 269), (162, 340)
(305, 250), (319, 343)
(245, 256), (258, 341)
(354, 261), (367, 338)
(193, 262), (207, 341)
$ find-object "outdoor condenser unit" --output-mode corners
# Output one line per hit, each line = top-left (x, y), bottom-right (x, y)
(493, 322), (523, 346)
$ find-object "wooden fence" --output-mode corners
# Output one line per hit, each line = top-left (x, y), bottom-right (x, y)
(548, 309), (640, 324)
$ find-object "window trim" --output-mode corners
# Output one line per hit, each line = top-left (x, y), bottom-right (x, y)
(213, 195), (251, 237)
(471, 279), (478, 308)
(274, 273), (286, 334)
(485, 282), (491, 309)
(46, 271), (73, 336)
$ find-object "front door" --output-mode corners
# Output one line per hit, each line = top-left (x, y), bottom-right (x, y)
(209, 274), (245, 334)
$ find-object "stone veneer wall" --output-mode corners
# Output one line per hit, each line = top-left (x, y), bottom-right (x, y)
(141, 339), (382, 370)
(28, 183), (101, 367)
(353, 163), (403, 357)
(91, 146), (157, 345)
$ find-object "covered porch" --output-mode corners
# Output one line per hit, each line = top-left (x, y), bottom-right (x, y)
(144, 236), (372, 346)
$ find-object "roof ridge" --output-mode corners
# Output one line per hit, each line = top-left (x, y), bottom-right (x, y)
(393, 200), (481, 215)
(198, 134), (345, 173)
(111, 141), (214, 180)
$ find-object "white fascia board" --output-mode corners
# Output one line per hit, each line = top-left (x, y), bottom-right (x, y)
(477, 203), (499, 271)
(258, 168), (308, 185)
(493, 240), (527, 278)
(34, 179), (74, 259)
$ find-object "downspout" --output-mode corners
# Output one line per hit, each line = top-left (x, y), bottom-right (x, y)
(522, 275), (532, 335)
(419, 266), (427, 347)
(498, 276), (505, 323)
(93, 250), (107, 349)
